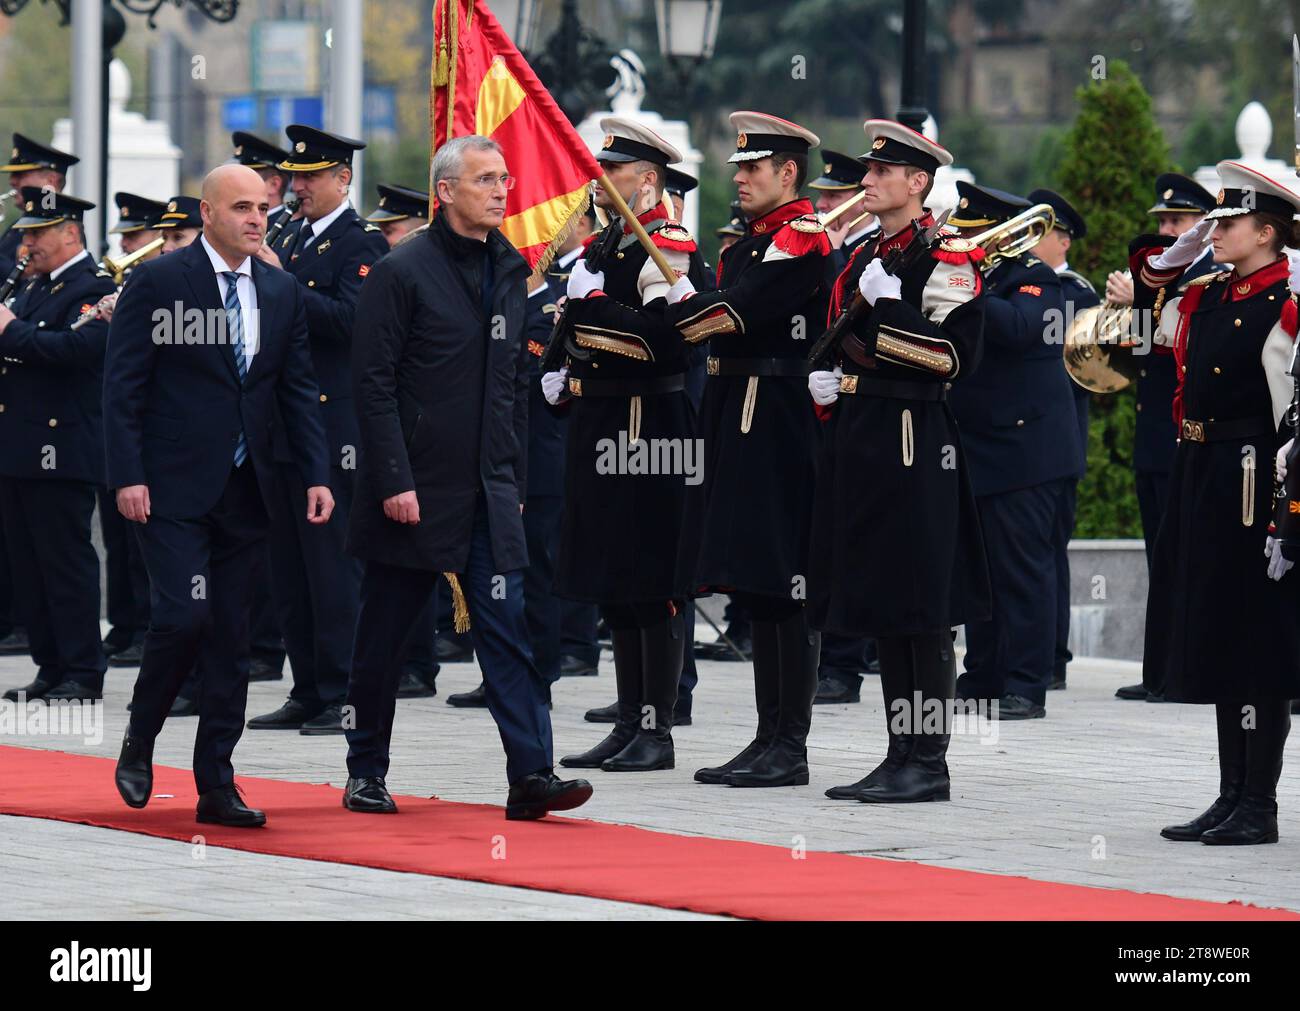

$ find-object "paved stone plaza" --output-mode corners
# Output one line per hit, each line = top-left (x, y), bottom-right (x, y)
(3, 644), (1298, 920)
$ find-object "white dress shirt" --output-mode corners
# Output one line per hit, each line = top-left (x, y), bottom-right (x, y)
(297, 199), (350, 250)
(201, 234), (260, 362)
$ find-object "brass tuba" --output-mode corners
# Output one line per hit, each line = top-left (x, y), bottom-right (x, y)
(1062, 271), (1139, 394)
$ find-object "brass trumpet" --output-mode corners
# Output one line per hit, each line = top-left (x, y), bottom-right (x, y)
(949, 202), (1056, 274)
(818, 189), (868, 227)
(1063, 270), (1139, 394)
(69, 236), (166, 330)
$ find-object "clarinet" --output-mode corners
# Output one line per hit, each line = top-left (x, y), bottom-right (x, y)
(0, 253), (30, 306)
(264, 196), (301, 250)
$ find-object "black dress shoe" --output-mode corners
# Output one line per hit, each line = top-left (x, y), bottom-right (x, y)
(434, 637), (474, 663)
(601, 732), (675, 772)
(343, 777), (398, 813)
(101, 635), (131, 657)
(813, 677), (861, 704)
(584, 700), (618, 723)
(447, 682), (488, 708)
(246, 698), (317, 729)
(300, 705), (345, 735)
(43, 681), (103, 702)
(247, 656), (284, 682)
(996, 694), (1045, 720)
(114, 733), (154, 809)
(396, 670), (437, 698)
(1161, 797), (1239, 841)
(505, 772), (593, 820)
(3, 678), (54, 703)
(107, 643), (144, 668)
(560, 723), (636, 768)
(695, 738), (769, 785)
(196, 785), (266, 827)
(1200, 797), (1278, 846)
(0, 630), (30, 656)
(1115, 683), (1149, 700)
(558, 654), (598, 677)
(169, 695), (199, 718)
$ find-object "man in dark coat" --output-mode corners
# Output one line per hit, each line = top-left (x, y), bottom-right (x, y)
(341, 135), (592, 821)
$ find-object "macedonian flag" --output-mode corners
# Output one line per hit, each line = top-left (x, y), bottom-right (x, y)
(431, 0), (602, 274)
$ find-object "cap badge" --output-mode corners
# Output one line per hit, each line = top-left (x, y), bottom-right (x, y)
(602, 134), (614, 149)
(1216, 189), (1225, 205)
(379, 197), (387, 207)
(958, 197), (969, 208)
(234, 146), (243, 156)
(168, 201), (177, 212)
(1163, 188), (1174, 200)
(25, 201), (33, 212)
(295, 141), (307, 153)
(122, 206), (130, 216)
(871, 138), (886, 151)
(10, 147), (17, 158)
(737, 132), (748, 149)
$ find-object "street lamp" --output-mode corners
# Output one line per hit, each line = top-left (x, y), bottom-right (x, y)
(653, 0), (722, 84)
(0, 0), (237, 25)
(896, 0), (928, 133)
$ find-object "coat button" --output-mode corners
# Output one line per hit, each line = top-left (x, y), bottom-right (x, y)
(1213, 366), (1222, 374)
(1136, 403), (1143, 412)
(319, 393), (328, 402)
(1139, 368), (1147, 377)
(37, 320), (45, 328)
(616, 252), (625, 260)
(1181, 365), (1187, 374)
(307, 280), (316, 287)
(1269, 294), (1277, 301)
(1233, 318), (1241, 327)
(0, 404), (5, 413)
(47, 418), (57, 428)
(1016, 419), (1025, 427)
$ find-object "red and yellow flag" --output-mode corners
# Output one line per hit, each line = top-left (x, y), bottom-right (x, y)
(431, 0), (602, 272)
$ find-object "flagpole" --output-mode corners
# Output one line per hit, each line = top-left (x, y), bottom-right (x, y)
(597, 172), (680, 286)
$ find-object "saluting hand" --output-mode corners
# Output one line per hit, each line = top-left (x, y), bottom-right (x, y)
(383, 490), (421, 525)
(306, 485), (334, 524)
(117, 485), (151, 524)
(1150, 218), (1216, 271)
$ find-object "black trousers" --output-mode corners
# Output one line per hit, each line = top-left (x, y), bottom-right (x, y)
(0, 478), (105, 689)
(1053, 477), (1079, 681)
(268, 463), (360, 709)
(98, 485), (151, 647)
(523, 493), (564, 683)
(0, 514), (14, 637)
(128, 463), (266, 793)
(560, 599), (601, 665)
(248, 545), (284, 667)
(958, 479), (1065, 707)
(1135, 469), (1170, 570)
(820, 632), (874, 687)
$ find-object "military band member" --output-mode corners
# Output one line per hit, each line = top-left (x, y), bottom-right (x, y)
(0, 190), (114, 703)
(1135, 162), (1300, 844)
(809, 148), (877, 287)
(1027, 188), (1097, 692)
(1113, 172), (1222, 702)
(156, 196), (203, 253)
(367, 182), (430, 247)
(231, 131), (294, 232)
(663, 111), (830, 788)
(110, 192), (166, 256)
(665, 167), (697, 224)
(808, 121), (988, 803)
(715, 203), (745, 254)
(544, 118), (699, 773)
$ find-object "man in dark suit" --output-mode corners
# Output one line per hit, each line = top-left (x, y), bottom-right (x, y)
(231, 131), (293, 236)
(948, 182), (1081, 720)
(246, 126), (389, 736)
(0, 189), (114, 703)
(105, 164), (333, 826)
(1028, 188), (1098, 692)
(341, 134), (592, 820)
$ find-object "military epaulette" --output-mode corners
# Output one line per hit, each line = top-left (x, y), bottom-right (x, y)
(1185, 273), (1223, 287)
(1057, 269), (1096, 295)
(651, 221), (697, 253)
(772, 214), (831, 258)
(95, 269), (113, 279)
(362, 222), (381, 233)
(1023, 255), (1042, 267)
(934, 236), (985, 266)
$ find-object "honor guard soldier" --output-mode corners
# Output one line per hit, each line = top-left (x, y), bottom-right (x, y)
(543, 117), (700, 773)
(366, 182), (429, 247)
(945, 181), (1077, 720)
(810, 148), (877, 286)
(231, 131), (294, 233)
(157, 196), (203, 253)
(808, 121), (988, 803)
(1113, 172), (1222, 701)
(1028, 187), (1098, 692)
(662, 111), (831, 788)
(1134, 162), (1300, 844)
(247, 125), (389, 735)
(2, 135), (78, 278)
(0, 189), (115, 703)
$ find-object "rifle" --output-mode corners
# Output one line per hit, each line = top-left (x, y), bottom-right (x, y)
(1271, 336), (1300, 558)
(538, 215), (625, 375)
(807, 209), (952, 367)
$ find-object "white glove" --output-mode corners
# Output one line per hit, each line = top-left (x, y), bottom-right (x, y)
(666, 276), (695, 305)
(1265, 536), (1295, 581)
(566, 259), (605, 300)
(541, 367), (569, 406)
(809, 366), (843, 406)
(1287, 250), (1300, 293)
(857, 259), (902, 306)
(1277, 437), (1294, 483)
(1149, 217), (1216, 271)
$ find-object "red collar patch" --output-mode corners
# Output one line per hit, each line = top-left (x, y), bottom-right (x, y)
(747, 198), (816, 238)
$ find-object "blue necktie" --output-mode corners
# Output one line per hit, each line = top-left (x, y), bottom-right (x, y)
(222, 271), (249, 467)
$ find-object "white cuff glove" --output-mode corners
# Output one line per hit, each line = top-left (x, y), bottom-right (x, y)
(566, 260), (605, 300)
(541, 367), (569, 406)
(809, 366), (843, 406)
(857, 259), (902, 306)
(1266, 536), (1295, 582)
(1149, 217), (1216, 271)
(1288, 250), (1300, 293)
(1277, 437), (1294, 484)
(666, 276), (695, 305)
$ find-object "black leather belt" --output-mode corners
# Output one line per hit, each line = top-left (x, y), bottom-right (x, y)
(839, 373), (947, 402)
(706, 356), (808, 378)
(1179, 416), (1273, 443)
(567, 373), (686, 398)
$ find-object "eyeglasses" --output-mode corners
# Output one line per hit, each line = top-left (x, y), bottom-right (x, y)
(447, 173), (516, 191)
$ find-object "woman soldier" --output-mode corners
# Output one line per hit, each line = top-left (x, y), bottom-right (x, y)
(1134, 161), (1300, 845)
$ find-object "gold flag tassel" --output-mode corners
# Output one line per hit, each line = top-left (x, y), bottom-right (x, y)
(432, 0), (450, 85)
(443, 572), (471, 633)
(628, 395), (643, 444)
(740, 376), (758, 434)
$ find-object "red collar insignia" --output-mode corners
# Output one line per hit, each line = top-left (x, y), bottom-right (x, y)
(747, 198), (816, 238)
(1227, 257), (1288, 301)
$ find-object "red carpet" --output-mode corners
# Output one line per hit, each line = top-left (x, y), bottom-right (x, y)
(1, 745), (1293, 920)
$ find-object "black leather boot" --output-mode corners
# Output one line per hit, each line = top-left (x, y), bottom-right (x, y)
(726, 609), (818, 788)
(857, 631), (953, 804)
(826, 636), (915, 799)
(560, 627), (639, 768)
(695, 619), (780, 783)
(1202, 701), (1289, 846)
(603, 610), (682, 772)
(1161, 702), (1245, 840)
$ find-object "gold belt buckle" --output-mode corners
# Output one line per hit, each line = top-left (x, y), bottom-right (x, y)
(1181, 419), (1205, 442)
(568, 377), (583, 397)
(706, 356), (720, 376)
(839, 374), (859, 394)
